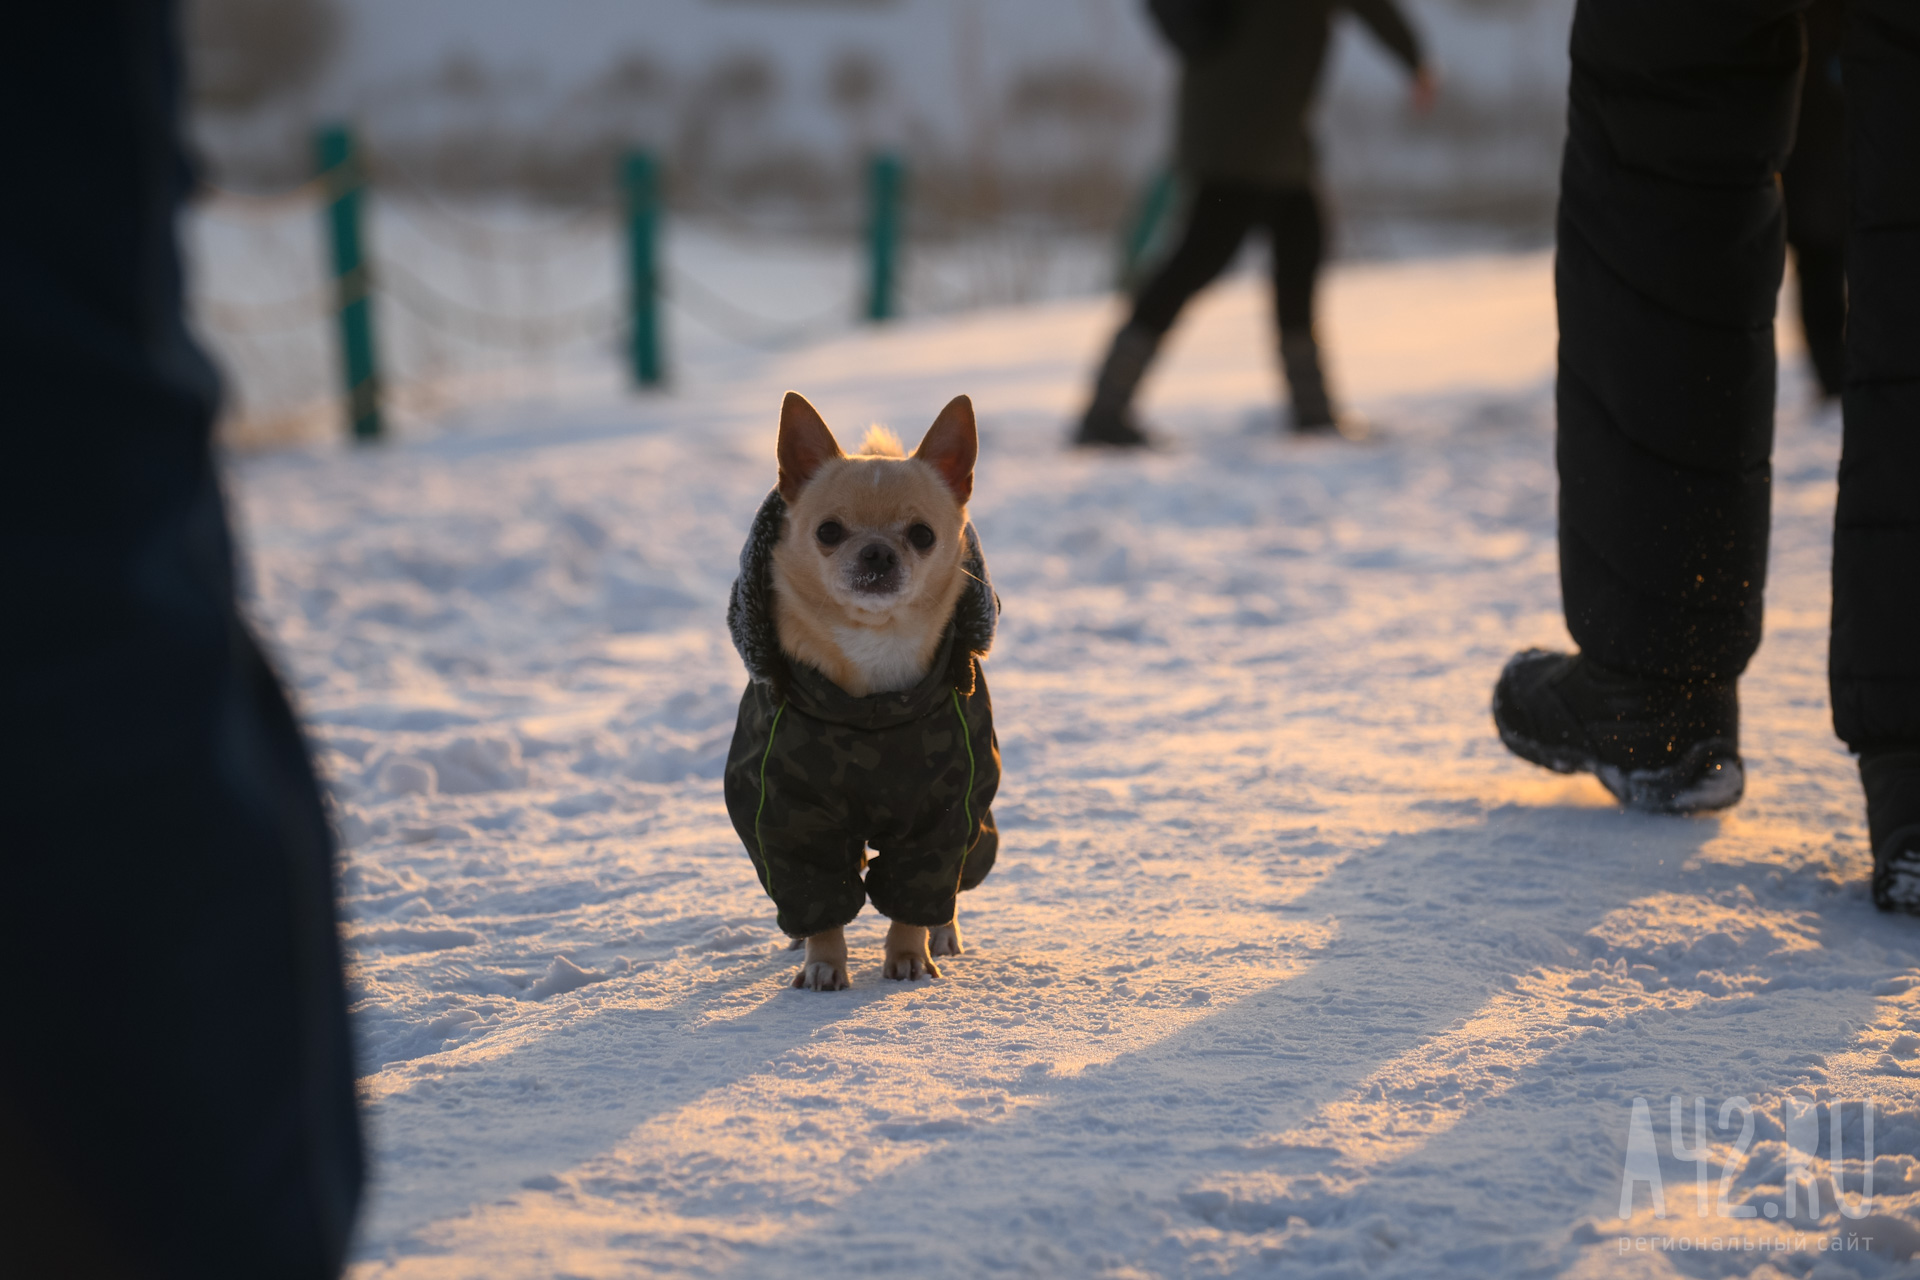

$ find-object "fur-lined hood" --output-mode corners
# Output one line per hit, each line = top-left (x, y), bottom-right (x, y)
(726, 489), (998, 704)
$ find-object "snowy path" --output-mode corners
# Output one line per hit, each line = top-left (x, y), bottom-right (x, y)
(230, 255), (1920, 1277)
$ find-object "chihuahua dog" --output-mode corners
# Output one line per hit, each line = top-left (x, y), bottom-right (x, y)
(723, 392), (1002, 991)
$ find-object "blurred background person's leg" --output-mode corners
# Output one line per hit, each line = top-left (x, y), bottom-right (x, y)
(0, 4), (363, 1275)
(1834, 0), (1920, 909)
(1074, 183), (1259, 447)
(1492, 2), (1803, 813)
(1783, 0), (1849, 400)
(1266, 184), (1337, 431)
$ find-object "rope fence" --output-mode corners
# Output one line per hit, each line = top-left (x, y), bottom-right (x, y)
(376, 256), (623, 350)
(662, 269), (855, 351)
(190, 124), (1142, 446)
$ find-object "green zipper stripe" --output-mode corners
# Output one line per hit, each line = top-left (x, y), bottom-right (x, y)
(951, 689), (977, 876)
(753, 702), (787, 893)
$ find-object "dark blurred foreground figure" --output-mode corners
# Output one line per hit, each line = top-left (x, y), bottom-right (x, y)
(1492, 2), (1920, 911)
(0, 5), (363, 1274)
(1784, 0), (1848, 399)
(1075, 0), (1435, 447)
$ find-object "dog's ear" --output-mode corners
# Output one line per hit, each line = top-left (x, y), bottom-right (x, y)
(912, 395), (976, 505)
(777, 392), (843, 503)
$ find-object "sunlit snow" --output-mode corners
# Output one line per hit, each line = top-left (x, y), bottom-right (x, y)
(223, 254), (1920, 1277)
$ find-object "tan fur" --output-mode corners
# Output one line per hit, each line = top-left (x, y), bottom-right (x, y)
(791, 918), (961, 989)
(857, 425), (904, 457)
(883, 921), (939, 979)
(793, 927), (850, 990)
(770, 393), (975, 698)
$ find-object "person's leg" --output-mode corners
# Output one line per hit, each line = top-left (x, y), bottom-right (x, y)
(1075, 182), (1259, 445)
(1781, 0), (1843, 401)
(1130, 183), (1263, 334)
(1557, 5), (1799, 685)
(1831, 0), (1920, 908)
(1266, 185), (1339, 430)
(1268, 187), (1322, 338)
(1790, 235), (1848, 397)
(0, 4), (362, 1273)
(1782, 0), (1850, 399)
(1492, 1), (1804, 812)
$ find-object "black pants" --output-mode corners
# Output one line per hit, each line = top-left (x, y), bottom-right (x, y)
(1782, 0), (1849, 397)
(1130, 181), (1323, 338)
(1788, 228), (1848, 397)
(1557, 0), (1920, 749)
(0, 5), (363, 1275)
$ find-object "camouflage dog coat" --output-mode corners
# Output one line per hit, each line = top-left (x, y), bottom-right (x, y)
(723, 490), (1001, 939)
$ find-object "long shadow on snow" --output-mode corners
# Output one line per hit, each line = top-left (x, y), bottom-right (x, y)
(349, 946), (898, 1260)
(707, 801), (1890, 1277)
(1146, 870), (1898, 1278)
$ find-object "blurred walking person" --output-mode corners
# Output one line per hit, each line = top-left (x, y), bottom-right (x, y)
(1, 5), (363, 1275)
(1783, 0), (1848, 400)
(1491, 2), (1920, 911)
(1074, 0), (1436, 447)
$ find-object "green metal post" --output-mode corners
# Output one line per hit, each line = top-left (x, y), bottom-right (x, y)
(314, 124), (382, 441)
(622, 151), (664, 387)
(1117, 169), (1178, 293)
(865, 153), (903, 323)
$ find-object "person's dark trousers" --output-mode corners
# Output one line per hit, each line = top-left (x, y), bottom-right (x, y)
(1131, 181), (1324, 340)
(1556, 0), (1920, 746)
(1788, 228), (1847, 396)
(1555, 3), (1801, 688)
(0, 4), (364, 1277)
(1782, 0), (1849, 398)
(1832, 0), (1920, 752)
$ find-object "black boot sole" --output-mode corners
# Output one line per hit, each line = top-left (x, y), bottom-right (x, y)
(1873, 823), (1920, 914)
(1492, 672), (1744, 815)
(1070, 414), (1153, 449)
(1863, 750), (1920, 914)
(1495, 720), (1744, 814)
(1070, 430), (1152, 449)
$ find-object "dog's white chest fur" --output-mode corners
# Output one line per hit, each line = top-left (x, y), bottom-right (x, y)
(833, 625), (931, 694)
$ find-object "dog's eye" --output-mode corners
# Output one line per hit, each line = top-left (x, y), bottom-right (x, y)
(907, 523), (936, 551)
(816, 520), (845, 547)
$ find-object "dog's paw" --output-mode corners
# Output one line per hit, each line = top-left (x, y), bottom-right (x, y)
(791, 927), (848, 990)
(883, 950), (941, 981)
(881, 921), (940, 981)
(792, 959), (850, 991)
(928, 920), (964, 958)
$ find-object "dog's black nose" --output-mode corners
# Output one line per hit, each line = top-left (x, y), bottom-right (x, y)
(858, 542), (897, 571)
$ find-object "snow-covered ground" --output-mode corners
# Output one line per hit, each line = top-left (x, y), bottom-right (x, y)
(226, 252), (1920, 1278)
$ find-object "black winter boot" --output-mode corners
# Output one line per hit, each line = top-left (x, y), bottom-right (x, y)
(1492, 649), (1743, 814)
(1864, 748), (1920, 913)
(1073, 323), (1158, 448)
(1280, 330), (1339, 434)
